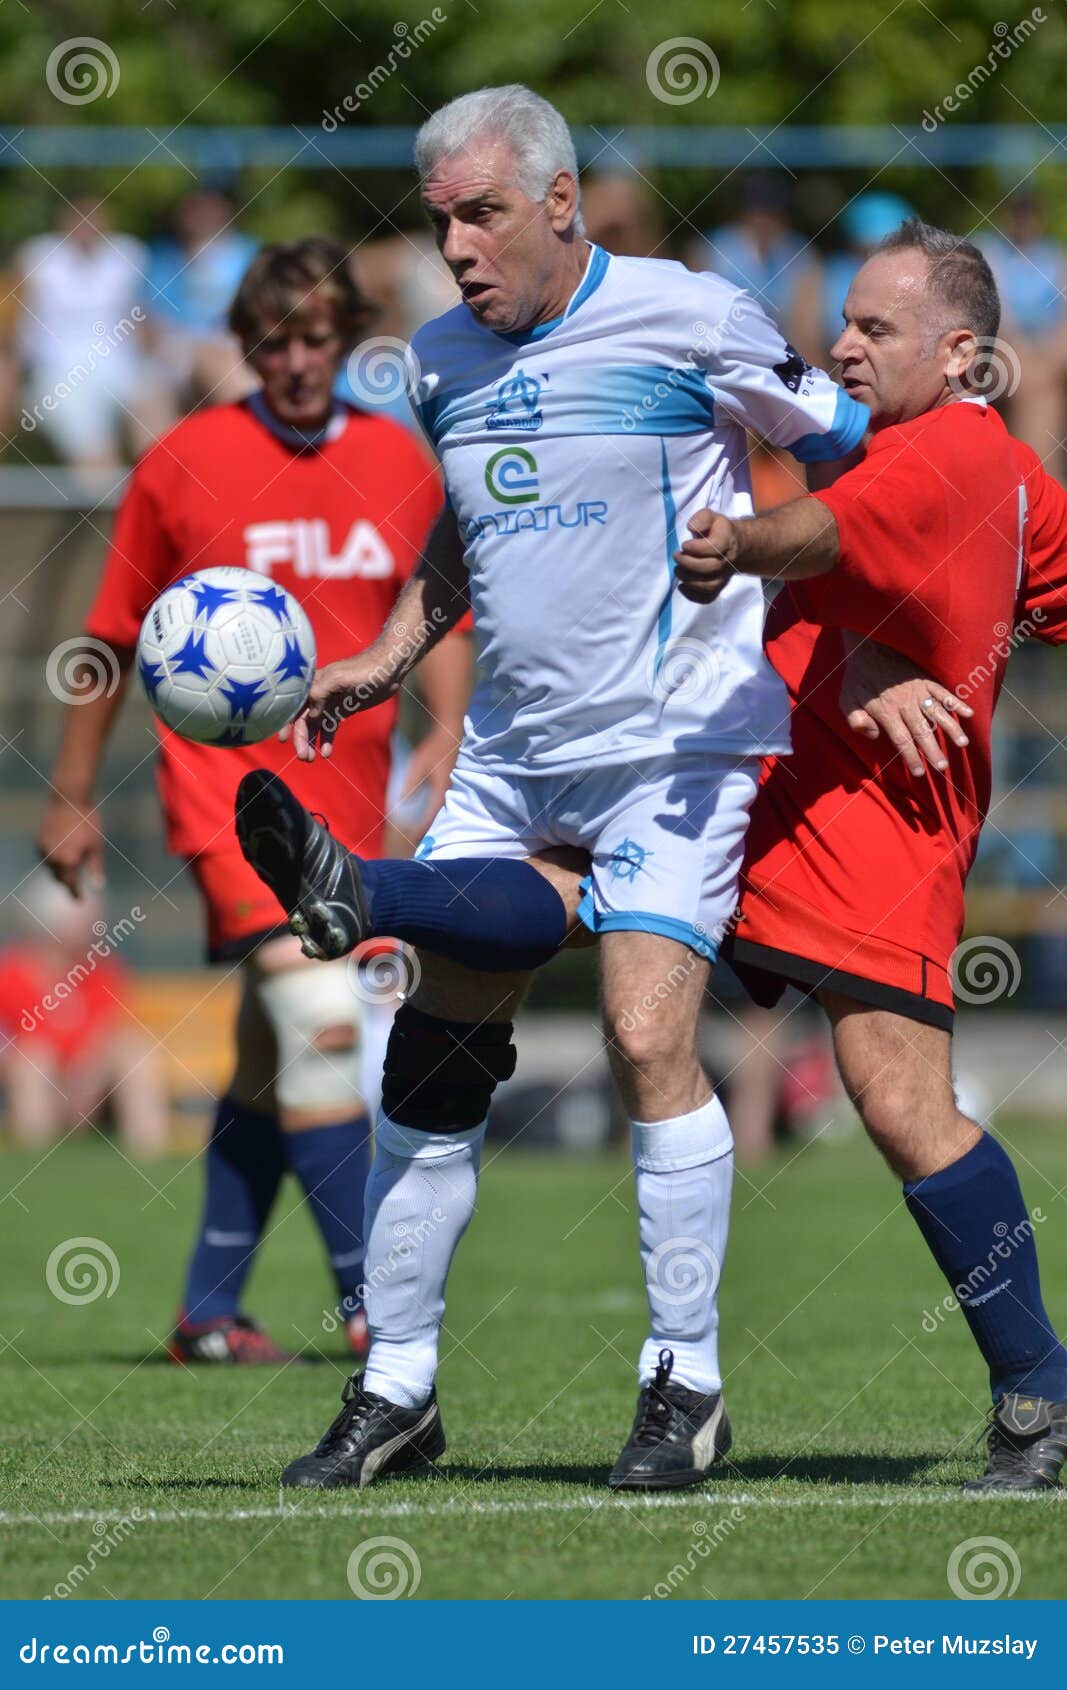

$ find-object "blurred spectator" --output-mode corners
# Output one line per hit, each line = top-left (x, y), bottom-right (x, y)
(688, 175), (823, 363)
(820, 191), (915, 360)
(581, 172), (666, 258)
(11, 197), (151, 468)
(0, 874), (167, 1156)
(141, 186), (258, 427)
(337, 233), (457, 428)
(979, 192), (1067, 482)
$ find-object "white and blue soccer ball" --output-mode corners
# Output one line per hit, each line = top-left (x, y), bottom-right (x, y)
(136, 566), (316, 746)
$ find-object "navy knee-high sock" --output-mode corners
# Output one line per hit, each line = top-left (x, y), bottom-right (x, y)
(182, 1096), (286, 1327)
(905, 1131), (1067, 1401)
(284, 1116), (372, 1316)
(356, 856), (567, 971)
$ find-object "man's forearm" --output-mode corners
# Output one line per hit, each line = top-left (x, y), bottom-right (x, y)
(733, 497), (840, 581)
(50, 647), (134, 803)
(368, 508), (470, 687)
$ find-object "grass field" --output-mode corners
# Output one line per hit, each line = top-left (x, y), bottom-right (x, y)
(2, 1118), (1067, 1602)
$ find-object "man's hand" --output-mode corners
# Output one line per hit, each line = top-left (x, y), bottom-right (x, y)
(38, 794), (105, 896)
(674, 509), (740, 604)
(840, 634), (972, 778)
(281, 651), (399, 761)
(397, 727), (459, 838)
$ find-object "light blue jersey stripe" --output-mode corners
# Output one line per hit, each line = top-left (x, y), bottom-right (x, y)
(653, 438), (679, 683)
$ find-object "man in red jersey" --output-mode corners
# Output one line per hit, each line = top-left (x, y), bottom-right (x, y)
(675, 220), (1067, 1490)
(38, 238), (470, 1364)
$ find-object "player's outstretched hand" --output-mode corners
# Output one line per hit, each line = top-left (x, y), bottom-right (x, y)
(839, 634), (972, 778)
(37, 795), (105, 896)
(674, 509), (739, 603)
(282, 653), (397, 761)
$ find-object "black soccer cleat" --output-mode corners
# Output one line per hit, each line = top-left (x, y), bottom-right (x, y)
(234, 769), (369, 960)
(609, 1348), (732, 1491)
(280, 1373), (446, 1490)
(963, 1391), (1067, 1493)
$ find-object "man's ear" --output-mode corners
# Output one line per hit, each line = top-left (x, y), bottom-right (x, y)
(946, 327), (979, 387)
(546, 169), (580, 235)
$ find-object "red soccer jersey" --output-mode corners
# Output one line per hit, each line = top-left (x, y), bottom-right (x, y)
(741, 401), (1055, 974)
(86, 402), (443, 860)
(0, 943), (130, 1064)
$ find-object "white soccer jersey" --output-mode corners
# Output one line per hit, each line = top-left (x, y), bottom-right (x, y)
(409, 245), (868, 774)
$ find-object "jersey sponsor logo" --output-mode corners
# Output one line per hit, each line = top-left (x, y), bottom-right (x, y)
(486, 368), (544, 433)
(484, 448), (539, 504)
(243, 519), (395, 579)
(461, 500), (608, 543)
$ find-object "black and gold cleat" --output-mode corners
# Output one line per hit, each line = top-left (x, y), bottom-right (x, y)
(963, 1392), (1067, 1492)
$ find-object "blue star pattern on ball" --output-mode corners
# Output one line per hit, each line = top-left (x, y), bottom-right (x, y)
(189, 579), (240, 620)
(250, 585), (292, 625)
(169, 630), (214, 678)
(274, 636), (308, 683)
(219, 676), (269, 721)
(138, 654), (166, 700)
(608, 839), (653, 882)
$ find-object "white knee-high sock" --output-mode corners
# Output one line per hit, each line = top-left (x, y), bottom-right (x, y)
(361, 1114), (485, 1408)
(632, 1094), (734, 1395)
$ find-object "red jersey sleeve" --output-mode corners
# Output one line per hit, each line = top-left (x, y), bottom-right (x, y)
(805, 425), (950, 663)
(1018, 449), (1067, 645)
(84, 447), (181, 649)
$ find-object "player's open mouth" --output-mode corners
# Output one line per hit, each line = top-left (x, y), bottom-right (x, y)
(461, 281), (494, 305)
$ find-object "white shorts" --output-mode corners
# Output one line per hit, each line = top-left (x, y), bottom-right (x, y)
(415, 753), (761, 960)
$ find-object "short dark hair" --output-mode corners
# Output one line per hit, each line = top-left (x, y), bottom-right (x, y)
(873, 217), (1001, 342)
(228, 237), (377, 350)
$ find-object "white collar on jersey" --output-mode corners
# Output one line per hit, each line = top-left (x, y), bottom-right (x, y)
(246, 390), (350, 451)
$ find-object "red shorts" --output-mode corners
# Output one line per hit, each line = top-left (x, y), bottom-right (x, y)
(727, 873), (955, 1031)
(186, 849), (292, 963)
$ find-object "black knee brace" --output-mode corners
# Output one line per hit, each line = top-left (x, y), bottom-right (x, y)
(381, 1004), (517, 1132)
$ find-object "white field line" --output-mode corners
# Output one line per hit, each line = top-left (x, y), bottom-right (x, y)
(2, 1488), (1065, 1527)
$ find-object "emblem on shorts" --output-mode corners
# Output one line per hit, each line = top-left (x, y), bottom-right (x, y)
(608, 839), (653, 882)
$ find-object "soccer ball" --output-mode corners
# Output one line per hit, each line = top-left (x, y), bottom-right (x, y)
(136, 566), (316, 746)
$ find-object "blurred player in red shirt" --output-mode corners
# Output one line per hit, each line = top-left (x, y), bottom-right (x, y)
(0, 873), (166, 1157)
(676, 220), (1067, 1490)
(38, 238), (470, 1364)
